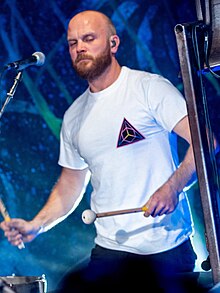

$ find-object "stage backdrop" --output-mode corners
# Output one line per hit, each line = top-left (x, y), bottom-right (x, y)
(0, 0), (219, 291)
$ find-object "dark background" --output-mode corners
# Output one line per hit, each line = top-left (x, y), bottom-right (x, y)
(0, 0), (219, 291)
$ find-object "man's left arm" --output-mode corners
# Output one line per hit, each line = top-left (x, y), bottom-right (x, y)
(143, 115), (196, 217)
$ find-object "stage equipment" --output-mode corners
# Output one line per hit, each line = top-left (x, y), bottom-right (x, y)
(4, 52), (45, 71)
(0, 70), (23, 119)
(175, 0), (220, 286)
(195, 0), (220, 69)
(0, 275), (47, 293)
(0, 52), (45, 119)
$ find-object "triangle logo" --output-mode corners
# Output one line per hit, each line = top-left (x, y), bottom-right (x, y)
(117, 118), (145, 147)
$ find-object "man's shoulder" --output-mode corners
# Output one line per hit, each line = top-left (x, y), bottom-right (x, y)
(124, 66), (162, 80)
(124, 66), (165, 85)
(64, 88), (89, 118)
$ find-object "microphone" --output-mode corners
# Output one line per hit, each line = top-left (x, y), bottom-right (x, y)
(4, 52), (45, 70)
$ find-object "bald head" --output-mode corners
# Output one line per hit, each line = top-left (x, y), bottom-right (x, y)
(68, 10), (116, 38)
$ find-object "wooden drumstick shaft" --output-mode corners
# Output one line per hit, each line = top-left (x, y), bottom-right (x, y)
(96, 206), (148, 218)
(0, 198), (25, 249)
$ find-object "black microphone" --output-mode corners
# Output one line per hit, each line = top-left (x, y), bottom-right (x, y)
(4, 52), (45, 70)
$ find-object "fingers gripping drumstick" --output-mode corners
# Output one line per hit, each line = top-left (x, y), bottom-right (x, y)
(0, 198), (25, 249)
(82, 206), (148, 224)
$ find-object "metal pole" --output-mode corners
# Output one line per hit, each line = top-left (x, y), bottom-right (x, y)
(0, 70), (23, 119)
(175, 22), (220, 285)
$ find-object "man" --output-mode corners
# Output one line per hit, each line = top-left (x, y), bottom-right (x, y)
(1, 10), (200, 292)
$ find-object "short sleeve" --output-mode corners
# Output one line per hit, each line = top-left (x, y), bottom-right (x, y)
(147, 76), (187, 132)
(58, 119), (88, 170)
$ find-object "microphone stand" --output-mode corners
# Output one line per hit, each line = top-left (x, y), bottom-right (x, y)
(0, 69), (26, 250)
(0, 70), (23, 119)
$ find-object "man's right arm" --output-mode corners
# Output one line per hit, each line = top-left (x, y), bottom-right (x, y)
(32, 166), (90, 232)
(0, 166), (90, 247)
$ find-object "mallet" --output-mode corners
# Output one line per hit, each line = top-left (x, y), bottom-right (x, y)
(0, 198), (25, 249)
(82, 206), (148, 224)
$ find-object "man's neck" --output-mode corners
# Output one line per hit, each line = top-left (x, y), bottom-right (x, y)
(88, 60), (121, 93)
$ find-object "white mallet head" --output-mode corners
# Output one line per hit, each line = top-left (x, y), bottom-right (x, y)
(82, 209), (96, 224)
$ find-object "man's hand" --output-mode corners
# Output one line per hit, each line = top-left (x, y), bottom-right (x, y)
(0, 218), (41, 247)
(143, 182), (179, 217)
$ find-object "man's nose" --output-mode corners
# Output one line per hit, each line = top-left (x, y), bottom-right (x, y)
(76, 41), (86, 53)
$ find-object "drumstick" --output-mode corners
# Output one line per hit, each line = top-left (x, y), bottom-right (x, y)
(82, 206), (148, 224)
(0, 198), (25, 249)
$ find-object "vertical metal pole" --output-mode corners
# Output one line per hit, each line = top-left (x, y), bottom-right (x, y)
(175, 22), (220, 284)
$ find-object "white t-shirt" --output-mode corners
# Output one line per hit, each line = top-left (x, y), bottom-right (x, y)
(58, 66), (194, 255)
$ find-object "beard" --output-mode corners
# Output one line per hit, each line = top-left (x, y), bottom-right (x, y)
(72, 43), (112, 81)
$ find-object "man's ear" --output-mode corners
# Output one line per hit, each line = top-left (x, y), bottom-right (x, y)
(110, 35), (120, 52)
(111, 40), (116, 48)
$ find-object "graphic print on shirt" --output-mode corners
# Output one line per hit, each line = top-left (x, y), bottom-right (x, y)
(117, 118), (145, 147)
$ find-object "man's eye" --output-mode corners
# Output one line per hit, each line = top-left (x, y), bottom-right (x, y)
(85, 37), (94, 42)
(69, 42), (77, 47)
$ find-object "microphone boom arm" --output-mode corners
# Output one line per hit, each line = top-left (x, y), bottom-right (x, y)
(0, 70), (23, 119)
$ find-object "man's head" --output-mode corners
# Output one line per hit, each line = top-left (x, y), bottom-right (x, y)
(67, 10), (120, 82)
